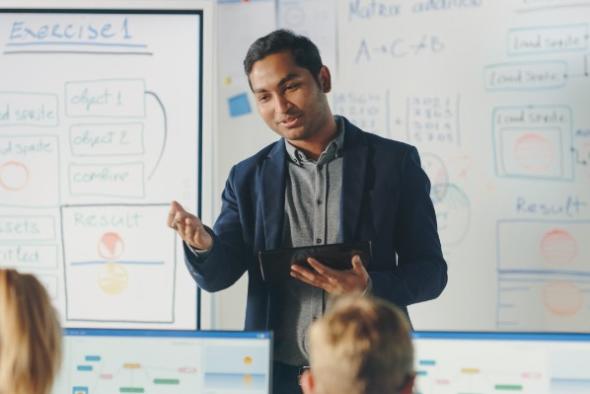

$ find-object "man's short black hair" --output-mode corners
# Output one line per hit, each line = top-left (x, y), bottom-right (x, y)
(243, 29), (323, 79)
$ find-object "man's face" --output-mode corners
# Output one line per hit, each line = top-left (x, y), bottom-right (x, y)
(248, 51), (331, 142)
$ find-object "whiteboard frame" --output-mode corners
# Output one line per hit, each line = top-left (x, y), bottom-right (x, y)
(0, 0), (216, 330)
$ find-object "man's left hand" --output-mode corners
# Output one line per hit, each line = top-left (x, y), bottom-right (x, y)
(290, 255), (369, 294)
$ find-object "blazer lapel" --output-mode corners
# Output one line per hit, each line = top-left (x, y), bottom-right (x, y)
(341, 121), (368, 241)
(260, 140), (287, 250)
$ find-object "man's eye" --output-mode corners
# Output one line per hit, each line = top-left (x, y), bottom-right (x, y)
(285, 84), (299, 90)
(257, 95), (270, 102)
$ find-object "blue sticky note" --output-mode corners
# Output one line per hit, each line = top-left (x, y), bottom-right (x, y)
(228, 93), (252, 117)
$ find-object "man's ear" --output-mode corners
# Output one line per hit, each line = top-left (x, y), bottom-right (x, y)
(318, 65), (332, 93)
(399, 374), (416, 394)
(300, 369), (316, 394)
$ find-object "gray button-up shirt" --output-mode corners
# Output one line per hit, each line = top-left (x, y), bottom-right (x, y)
(274, 117), (345, 366)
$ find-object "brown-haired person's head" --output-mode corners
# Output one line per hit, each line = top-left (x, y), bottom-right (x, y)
(0, 269), (62, 394)
(301, 294), (415, 394)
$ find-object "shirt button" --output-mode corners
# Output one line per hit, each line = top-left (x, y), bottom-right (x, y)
(316, 199), (322, 205)
(316, 238), (322, 244)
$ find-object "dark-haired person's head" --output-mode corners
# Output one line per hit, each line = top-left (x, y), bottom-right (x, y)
(300, 295), (415, 394)
(243, 29), (323, 84)
(243, 30), (334, 148)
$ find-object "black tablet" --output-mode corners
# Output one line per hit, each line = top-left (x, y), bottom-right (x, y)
(257, 241), (372, 284)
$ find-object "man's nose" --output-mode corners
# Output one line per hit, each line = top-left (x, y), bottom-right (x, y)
(275, 94), (291, 114)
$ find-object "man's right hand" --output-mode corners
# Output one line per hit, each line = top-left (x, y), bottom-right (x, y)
(167, 201), (213, 251)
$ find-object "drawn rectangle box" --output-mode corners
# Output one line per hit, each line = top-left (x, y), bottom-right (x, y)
(61, 204), (176, 323)
(68, 162), (145, 198)
(332, 90), (390, 137)
(65, 79), (146, 118)
(499, 127), (564, 178)
(492, 106), (573, 181)
(405, 95), (460, 145)
(507, 24), (588, 55)
(0, 92), (59, 127)
(204, 344), (269, 374)
(0, 135), (60, 207)
(0, 215), (55, 241)
(497, 275), (590, 332)
(0, 244), (58, 269)
(70, 123), (144, 156)
(497, 220), (590, 273)
(484, 61), (567, 91)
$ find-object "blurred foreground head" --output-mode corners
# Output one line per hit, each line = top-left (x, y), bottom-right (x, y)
(0, 269), (62, 394)
(301, 294), (415, 394)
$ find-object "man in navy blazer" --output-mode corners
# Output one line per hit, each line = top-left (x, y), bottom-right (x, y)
(169, 29), (446, 392)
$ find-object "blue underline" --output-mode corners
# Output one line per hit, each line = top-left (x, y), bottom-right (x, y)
(6, 41), (148, 48)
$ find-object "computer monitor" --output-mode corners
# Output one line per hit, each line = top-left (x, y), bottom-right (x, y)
(413, 331), (590, 394)
(54, 329), (273, 394)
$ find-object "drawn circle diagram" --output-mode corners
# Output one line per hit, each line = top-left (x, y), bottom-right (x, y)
(98, 262), (128, 295)
(514, 133), (555, 173)
(96, 232), (127, 294)
(98, 232), (125, 260)
(433, 184), (470, 246)
(0, 161), (30, 191)
(540, 228), (578, 266)
(421, 153), (449, 203)
(542, 280), (584, 316)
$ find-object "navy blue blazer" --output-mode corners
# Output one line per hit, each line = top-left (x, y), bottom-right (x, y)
(185, 118), (447, 330)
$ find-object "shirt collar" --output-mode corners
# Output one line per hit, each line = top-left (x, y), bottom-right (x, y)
(285, 116), (345, 166)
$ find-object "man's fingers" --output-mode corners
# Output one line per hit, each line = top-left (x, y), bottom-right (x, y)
(172, 210), (196, 240)
(290, 269), (313, 285)
(183, 217), (196, 239)
(290, 256), (367, 294)
(173, 211), (186, 229)
(167, 201), (179, 228)
(168, 201), (191, 228)
(290, 266), (328, 290)
(351, 255), (365, 274)
(171, 200), (184, 213)
(291, 264), (321, 284)
(306, 257), (335, 276)
(167, 201), (212, 250)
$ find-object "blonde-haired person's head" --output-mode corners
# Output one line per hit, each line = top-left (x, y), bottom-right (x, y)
(301, 294), (414, 394)
(0, 269), (62, 394)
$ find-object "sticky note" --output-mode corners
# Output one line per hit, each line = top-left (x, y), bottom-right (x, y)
(228, 93), (252, 117)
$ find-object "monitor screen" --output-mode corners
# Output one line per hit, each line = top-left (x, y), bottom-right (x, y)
(54, 329), (273, 394)
(413, 332), (590, 394)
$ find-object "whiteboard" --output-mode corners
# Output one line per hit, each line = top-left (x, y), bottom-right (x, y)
(0, 2), (213, 330)
(214, 0), (590, 332)
(334, 0), (590, 332)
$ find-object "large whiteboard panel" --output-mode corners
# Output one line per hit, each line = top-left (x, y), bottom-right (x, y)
(0, 6), (209, 329)
(334, 0), (590, 331)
